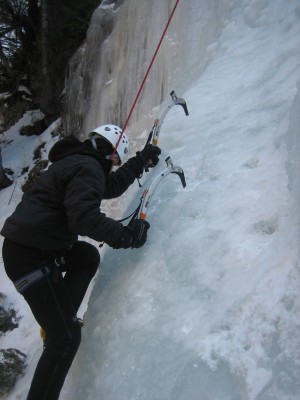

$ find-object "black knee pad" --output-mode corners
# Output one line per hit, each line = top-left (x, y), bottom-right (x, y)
(65, 241), (100, 276)
(69, 319), (82, 351)
(45, 319), (81, 354)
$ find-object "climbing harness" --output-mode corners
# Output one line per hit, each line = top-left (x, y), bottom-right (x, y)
(13, 255), (66, 294)
(14, 266), (52, 294)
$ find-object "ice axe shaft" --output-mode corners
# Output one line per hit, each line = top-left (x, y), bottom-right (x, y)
(150, 90), (189, 146)
(139, 156), (186, 220)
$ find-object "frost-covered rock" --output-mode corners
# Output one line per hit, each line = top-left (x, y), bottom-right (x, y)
(0, 348), (26, 396)
(0, 293), (20, 334)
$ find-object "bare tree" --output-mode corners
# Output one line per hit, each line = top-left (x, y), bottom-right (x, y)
(0, 0), (101, 118)
(0, 0), (39, 92)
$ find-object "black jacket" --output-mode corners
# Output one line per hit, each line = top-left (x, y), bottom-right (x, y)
(1, 136), (144, 250)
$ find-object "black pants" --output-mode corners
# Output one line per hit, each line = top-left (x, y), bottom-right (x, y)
(2, 239), (100, 400)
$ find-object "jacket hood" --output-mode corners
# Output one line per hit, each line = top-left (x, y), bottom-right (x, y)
(49, 135), (112, 174)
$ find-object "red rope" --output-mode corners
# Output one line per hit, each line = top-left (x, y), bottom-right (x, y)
(111, 0), (180, 159)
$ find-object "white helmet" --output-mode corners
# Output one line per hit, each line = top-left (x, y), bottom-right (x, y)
(88, 124), (129, 163)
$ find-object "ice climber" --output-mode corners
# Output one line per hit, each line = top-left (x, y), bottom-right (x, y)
(1, 124), (161, 400)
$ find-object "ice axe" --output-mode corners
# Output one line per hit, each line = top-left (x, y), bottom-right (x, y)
(144, 90), (189, 171)
(138, 156), (186, 221)
(98, 156), (186, 247)
(148, 90), (189, 147)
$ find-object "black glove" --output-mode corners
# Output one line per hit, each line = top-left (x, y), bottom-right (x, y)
(137, 143), (161, 170)
(112, 219), (150, 249)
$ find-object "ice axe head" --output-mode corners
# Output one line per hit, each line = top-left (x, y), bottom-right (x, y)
(170, 91), (189, 116)
(165, 156), (186, 188)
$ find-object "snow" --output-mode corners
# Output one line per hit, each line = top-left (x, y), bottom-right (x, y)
(0, 115), (62, 399)
(1, 0), (300, 399)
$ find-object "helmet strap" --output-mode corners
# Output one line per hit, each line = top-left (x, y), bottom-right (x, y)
(90, 137), (116, 160)
(90, 138), (97, 150)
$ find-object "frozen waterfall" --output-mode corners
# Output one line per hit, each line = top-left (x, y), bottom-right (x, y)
(59, 0), (300, 399)
(63, 0), (228, 140)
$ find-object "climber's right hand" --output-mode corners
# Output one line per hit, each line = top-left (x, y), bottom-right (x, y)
(112, 219), (150, 249)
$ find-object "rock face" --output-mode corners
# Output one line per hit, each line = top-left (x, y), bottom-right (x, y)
(0, 348), (27, 396)
(0, 156), (13, 190)
(0, 292), (20, 335)
(0, 293), (25, 396)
